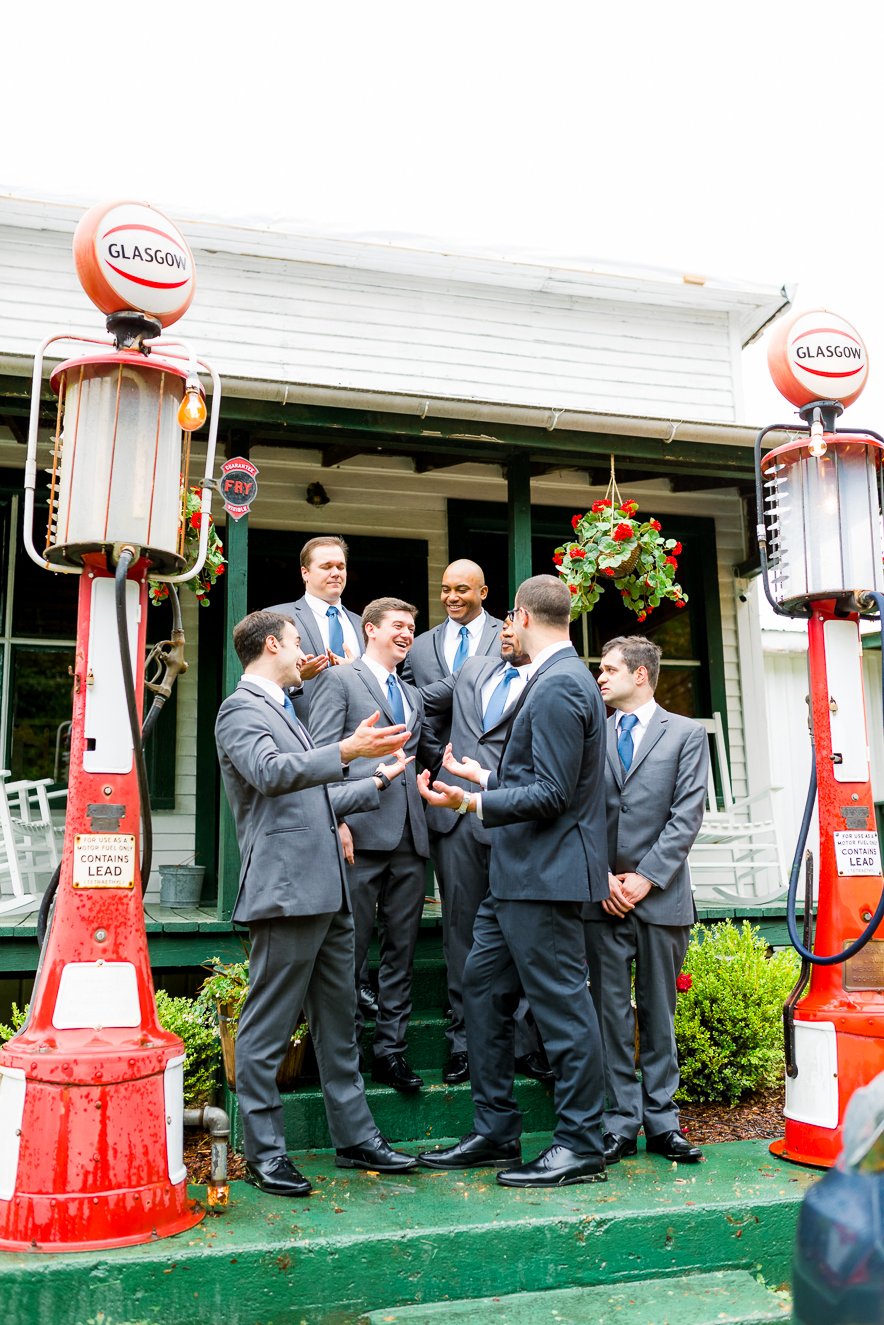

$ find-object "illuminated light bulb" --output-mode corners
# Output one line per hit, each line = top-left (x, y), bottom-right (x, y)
(808, 422), (827, 459)
(178, 385), (207, 432)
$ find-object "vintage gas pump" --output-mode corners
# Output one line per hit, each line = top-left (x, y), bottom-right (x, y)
(757, 310), (884, 1168)
(0, 200), (221, 1249)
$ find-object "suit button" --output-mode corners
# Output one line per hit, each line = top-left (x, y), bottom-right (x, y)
(621, 805), (628, 813)
(330, 825), (337, 833)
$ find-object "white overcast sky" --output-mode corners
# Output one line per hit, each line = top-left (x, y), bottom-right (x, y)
(3, 0), (883, 427)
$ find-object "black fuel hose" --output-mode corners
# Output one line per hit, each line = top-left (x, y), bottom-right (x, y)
(37, 551), (156, 949)
(785, 590), (884, 963)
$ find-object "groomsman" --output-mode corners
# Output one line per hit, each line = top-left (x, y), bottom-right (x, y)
(588, 635), (708, 1165)
(401, 560), (504, 741)
(422, 620), (551, 1085)
(267, 536), (363, 720)
(310, 599), (441, 1093)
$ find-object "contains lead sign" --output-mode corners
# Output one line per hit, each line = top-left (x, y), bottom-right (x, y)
(73, 833), (136, 889)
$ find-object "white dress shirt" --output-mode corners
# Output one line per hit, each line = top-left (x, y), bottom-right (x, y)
(361, 653), (412, 725)
(304, 591), (361, 658)
(479, 661), (530, 718)
(442, 611), (487, 671)
(245, 673), (287, 707)
(615, 696), (657, 758)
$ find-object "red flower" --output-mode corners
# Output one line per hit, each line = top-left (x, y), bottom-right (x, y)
(189, 511), (201, 530)
(590, 500), (612, 513)
(665, 555), (678, 567)
(602, 567), (616, 577)
(568, 584), (578, 595)
(619, 501), (638, 515)
(552, 552), (564, 566)
(637, 612), (647, 622)
(570, 546), (586, 559)
(676, 973), (693, 992)
(571, 514), (583, 529)
(672, 541), (683, 555)
(676, 599), (686, 609)
(216, 563), (225, 576)
(613, 523), (634, 542)
(649, 519), (662, 532)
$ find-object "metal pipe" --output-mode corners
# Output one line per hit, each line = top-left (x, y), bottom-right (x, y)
(183, 1105), (230, 1208)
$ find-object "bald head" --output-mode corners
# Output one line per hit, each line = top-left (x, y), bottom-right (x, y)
(441, 559), (488, 625)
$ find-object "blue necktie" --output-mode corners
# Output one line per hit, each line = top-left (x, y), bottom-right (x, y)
(618, 712), (640, 772)
(452, 625), (470, 674)
(386, 673), (406, 726)
(327, 605), (345, 657)
(283, 694), (298, 720)
(483, 666), (519, 731)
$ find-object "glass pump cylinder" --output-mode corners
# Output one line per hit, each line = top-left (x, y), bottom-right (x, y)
(46, 352), (188, 574)
(762, 435), (884, 608)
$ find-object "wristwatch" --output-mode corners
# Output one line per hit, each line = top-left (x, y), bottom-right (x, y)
(455, 791), (472, 815)
(374, 766), (392, 790)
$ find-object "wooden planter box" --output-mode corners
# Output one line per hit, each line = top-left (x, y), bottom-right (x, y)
(217, 1002), (308, 1092)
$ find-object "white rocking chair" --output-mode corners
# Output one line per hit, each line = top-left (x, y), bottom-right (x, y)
(688, 714), (787, 906)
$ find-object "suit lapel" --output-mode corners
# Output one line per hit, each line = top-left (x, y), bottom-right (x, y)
(240, 679), (312, 749)
(432, 622), (448, 675)
(353, 659), (397, 725)
(293, 599), (324, 657)
(625, 707), (668, 780)
(478, 615), (500, 657)
(606, 715), (624, 788)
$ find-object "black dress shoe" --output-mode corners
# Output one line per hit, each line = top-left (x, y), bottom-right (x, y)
(335, 1131), (418, 1172)
(244, 1155), (312, 1198)
(603, 1131), (638, 1164)
(442, 1051), (469, 1084)
(418, 1131), (521, 1170)
(497, 1144), (607, 1188)
(357, 984), (379, 1018)
(645, 1129), (703, 1163)
(371, 1053), (424, 1092)
(515, 1052), (555, 1083)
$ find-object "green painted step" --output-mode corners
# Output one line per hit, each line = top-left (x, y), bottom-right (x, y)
(363, 1269), (790, 1324)
(358, 1013), (453, 1068)
(223, 1066), (558, 1150)
(365, 956), (449, 1012)
(0, 1139), (813, 1325)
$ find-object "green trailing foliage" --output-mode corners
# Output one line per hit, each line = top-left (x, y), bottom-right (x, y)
(674, 920), (800, 1105)
(154, 988), (220, 1106)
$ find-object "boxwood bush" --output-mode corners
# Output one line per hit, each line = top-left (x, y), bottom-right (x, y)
(674, 920), (800, 1104)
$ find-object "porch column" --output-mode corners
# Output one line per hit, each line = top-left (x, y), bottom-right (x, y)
(217, 436), (250, 921)
(507, 456), (532, 601)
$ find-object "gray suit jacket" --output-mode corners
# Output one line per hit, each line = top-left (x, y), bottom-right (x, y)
(400, 613), (505, 688)
(308, 659), (440, 858)
(215, 678), (380, 923)
(264, 594), (364, 720)
(421, 655), (516, 843)
(481, 647), (609, 904)
(585, 706), (708, 927)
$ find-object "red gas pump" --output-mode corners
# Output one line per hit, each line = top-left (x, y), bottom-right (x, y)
(758, 310), (884, 1168)
(0, 200), (221, 1249)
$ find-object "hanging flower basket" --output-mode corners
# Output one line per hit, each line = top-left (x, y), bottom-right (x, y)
(553, 458), (688, 623)
(149, 485), (226, 607)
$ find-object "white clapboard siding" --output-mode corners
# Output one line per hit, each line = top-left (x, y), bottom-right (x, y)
(0, 197), (787, 426)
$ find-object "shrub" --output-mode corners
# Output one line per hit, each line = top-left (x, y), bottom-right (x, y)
(0, 1002), (28, 1045)
(154, 989), (220, 1106)
(674, 920), (800, 1105)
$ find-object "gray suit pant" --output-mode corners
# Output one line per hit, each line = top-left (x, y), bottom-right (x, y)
(584, 913), (690, 1139)
(237, 910), (375, 1163)
(350, 822), (426, 1056)
(432, 824), (540, 1058)
(463, 895), (605, 1155)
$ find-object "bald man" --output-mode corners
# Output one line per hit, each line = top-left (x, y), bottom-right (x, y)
(401, 560), (505, 703)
